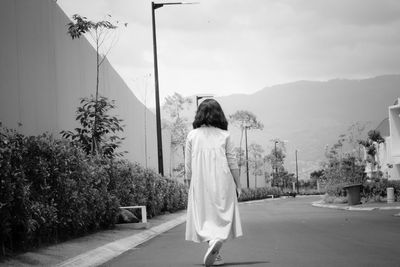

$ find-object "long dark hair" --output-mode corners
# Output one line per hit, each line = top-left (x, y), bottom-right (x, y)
(192, 99), (228, 130)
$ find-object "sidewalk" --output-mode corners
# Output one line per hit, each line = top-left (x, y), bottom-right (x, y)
(1, 210), (186, 267)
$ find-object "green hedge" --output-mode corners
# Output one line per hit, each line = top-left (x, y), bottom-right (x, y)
(239, 187), (283, 202)
(325, 179), (400, 202)
(0, 129), (119, 254)
(0, 128), (188, 256)
(107, 160), (188, 218)
(362, 180), (400, 202)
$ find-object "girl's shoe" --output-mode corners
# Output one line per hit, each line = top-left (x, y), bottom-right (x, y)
(204, 239), (223, 267)
(212, 254), (224, 266)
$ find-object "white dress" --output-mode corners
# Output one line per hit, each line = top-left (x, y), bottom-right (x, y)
(185, 126), (243, 243)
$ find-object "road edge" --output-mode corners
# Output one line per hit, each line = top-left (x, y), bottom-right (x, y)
(312, 200), (400, 211)
(56, 214), (186, 267)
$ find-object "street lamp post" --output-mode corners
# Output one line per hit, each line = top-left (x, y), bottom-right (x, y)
(151, 1), (197, 175)
(151, 2), (163, 175)
(196, 95), (214, 107)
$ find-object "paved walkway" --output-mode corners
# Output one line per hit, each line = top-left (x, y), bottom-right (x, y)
(103, 196), (400, 267)
(1, 196), (399, 266)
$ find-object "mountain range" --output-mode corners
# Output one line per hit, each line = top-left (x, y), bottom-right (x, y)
(193, 74), (400, 179)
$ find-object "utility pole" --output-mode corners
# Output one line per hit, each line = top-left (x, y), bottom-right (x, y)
(274, 140), (278, 184)
(295, 149), (299, 193)
(245, 126), (249, 188)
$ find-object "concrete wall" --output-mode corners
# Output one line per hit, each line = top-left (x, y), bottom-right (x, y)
(0, 0), (170, 174)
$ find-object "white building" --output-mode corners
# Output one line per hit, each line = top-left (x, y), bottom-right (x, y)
(388, 98), (400, 179)
(371, 98), (400, 180)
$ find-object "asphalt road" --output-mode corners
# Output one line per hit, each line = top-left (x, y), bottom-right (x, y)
(102, 196), (400, 267)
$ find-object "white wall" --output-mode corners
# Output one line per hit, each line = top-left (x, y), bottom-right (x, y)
(389, 98), (400, 180)
(0, 0), (170, 175)
(239, 170), (267, 189)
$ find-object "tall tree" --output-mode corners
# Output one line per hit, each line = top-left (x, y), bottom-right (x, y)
(265, 139), (287, 188)
(248, 143), (264, 187)
(229, 110), (263, 188)
(310, 169), (324, 188)
(163, 92), (192, 120)
(67, 14), (126, 154)
(234, 147), (246, 170)
(162, 93), (192, 178)
(358, 130), (385, 179)
(347, 121), (370, 162)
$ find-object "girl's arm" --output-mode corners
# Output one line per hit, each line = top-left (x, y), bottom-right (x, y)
(226, 134), (242, 196)
(184, 135), (192, 187)
(231, 169), (242, 197)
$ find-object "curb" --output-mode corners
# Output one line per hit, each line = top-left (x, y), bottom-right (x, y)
(56, 214), (186, 267)
(239, 195), (320, 205)
(312, 200), (400, 211)
(239, 197), (279, 205)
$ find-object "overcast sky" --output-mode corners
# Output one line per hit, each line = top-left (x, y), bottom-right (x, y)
(57, 0), (400, 107)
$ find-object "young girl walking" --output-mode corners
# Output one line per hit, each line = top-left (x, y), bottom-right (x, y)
(185, 99), (243, 266)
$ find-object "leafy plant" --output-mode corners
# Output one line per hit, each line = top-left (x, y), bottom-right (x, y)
(320, 153), (367, 196)
(61, 96), (125, 158)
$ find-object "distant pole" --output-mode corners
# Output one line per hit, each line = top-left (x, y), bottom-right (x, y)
(295, 149), (299, 193)
(255, 154), (258, 188)
(245, 126), (249, 188)
(274, 141), (278, 182)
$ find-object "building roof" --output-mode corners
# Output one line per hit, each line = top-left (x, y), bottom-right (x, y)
(375, 117), (390, 137)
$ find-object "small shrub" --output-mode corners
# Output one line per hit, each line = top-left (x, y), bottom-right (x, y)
(323, 194), (347, 204)
(107, 160), (188, 218)
(326, 183), (347, 197)
(298, 189), (325, 196)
